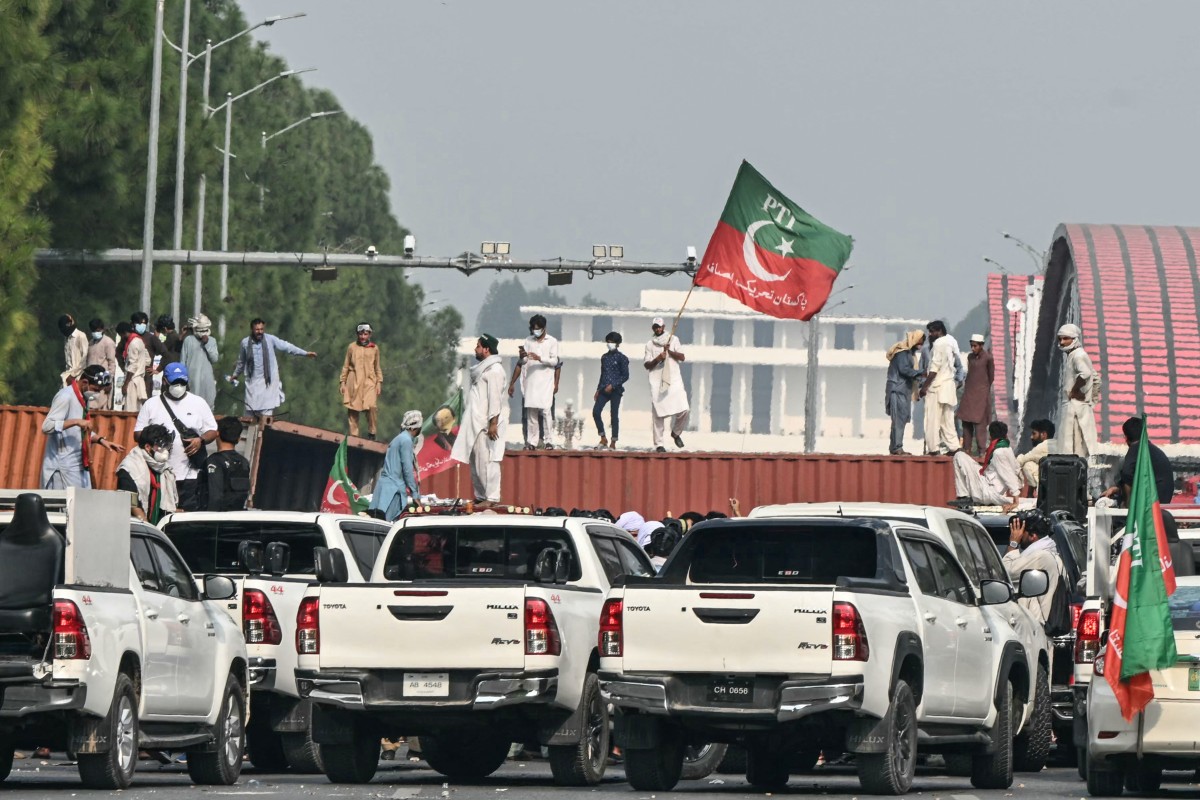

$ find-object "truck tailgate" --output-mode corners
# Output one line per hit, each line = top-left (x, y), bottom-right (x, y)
(621, 586), (836, 674)
(316, 584), (528, 670)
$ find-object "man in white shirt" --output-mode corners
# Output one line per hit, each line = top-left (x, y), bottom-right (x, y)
(452, 334), (508, 506)
(508, 314), (561, 450)
(1016, 418), (1057, 491)
(920, 320), (958, 455)
(952, 420), (1021, 507)
(1002, 511), (1065, 628)
(644, 317), (689, 452)
(135, 362), (218, 511)
(1056, 324), (1098, 458)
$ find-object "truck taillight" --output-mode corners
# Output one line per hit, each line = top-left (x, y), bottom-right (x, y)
(599, 599), (623, 657)
(832, 601), (869, 661)
(243, 589), (282, 645)
(53, 600), (91, 660)
(525, 598), (561, 656)
(296, 597), (320, 655)
(1075, 609), (1101, 664)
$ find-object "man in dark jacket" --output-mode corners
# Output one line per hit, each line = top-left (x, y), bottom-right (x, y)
(1103, 416), (1174, 506)
(201, 417), (251, 511)
(593, 331), (629, 449)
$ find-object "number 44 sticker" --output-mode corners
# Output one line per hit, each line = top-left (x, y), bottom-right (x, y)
(550, 594), (561, 604)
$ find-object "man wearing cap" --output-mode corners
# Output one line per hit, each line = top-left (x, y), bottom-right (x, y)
(340, 322), (384, 439)
(370, 410), (423, 521)
(136, 362), (218, 510)
(644, 317), (689, 452)
(508, 314), (560, 450)
(1056, 323), (1098, 458)
(956, 333), (994, 456)
(181, 314), (219, 410)
(42, 364), (125, 489)
(452, 334), (508, 506)
(230, 318), (317, 417)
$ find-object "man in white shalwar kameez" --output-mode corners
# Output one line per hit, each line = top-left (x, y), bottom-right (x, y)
(952, 421), (1021, 507)
(920, 321), (958, 455)
(1055, 323), (1098, 458)
(452, 334), (508, 506)
(508, 314), (560, 449)
(644, 317), (689, 452)
(230, 318), (316, 417)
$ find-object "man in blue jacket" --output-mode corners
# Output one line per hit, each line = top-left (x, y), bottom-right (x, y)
(370, 410), (423, 521)
(593, 331), (629, 450)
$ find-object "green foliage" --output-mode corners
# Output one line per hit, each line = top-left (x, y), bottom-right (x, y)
(475, 276), (567, 339)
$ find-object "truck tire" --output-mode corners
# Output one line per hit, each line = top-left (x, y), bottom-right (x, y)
(746, 745), (790, 790)
(246, 723), (288, 771)
(971, 680), (1014, 790)
(547, 673), (609, 786)
(321, 723), (379, 784)
(1013, 664), (1051, 772)
(681, 743), (728, 780)
(282, 729), (325, 774)
(187, 675), (246, 786)
(0, 735), (12, 782)
(422, 732), (510, 780)
(1086, 758), (1125, 796)
(857, 678), (917, 794)
(716, 743), (747, 774)
(623, 724), (684, 792)
(78, 672), (139, 790)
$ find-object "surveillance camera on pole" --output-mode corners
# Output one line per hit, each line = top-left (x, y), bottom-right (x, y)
(403, 234), (416, 257)
(686, 246), (697, 266)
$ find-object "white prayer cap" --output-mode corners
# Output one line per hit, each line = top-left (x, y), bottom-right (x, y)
(190, 314), (212, 334)
(651, 317), (665, 328)
(402, 410), (423, 429)
(969, 334), (985, 344)
(1056, 323), (1081, 340)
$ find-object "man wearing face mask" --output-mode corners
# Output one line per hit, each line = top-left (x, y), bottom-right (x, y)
(116, 424), (177, 523)
(135, 363), (218, 511)
(1055, 323), (1098, 458)
(41, 364), (125, 489)
(59, 314), (89, 386)
(85, 319), (117, 410)
(593, 331), (629, 449)
(508, 314), (561, 449)
(230, 318), (317, 417)
(118, 321), (151, 412)
(130, 311), (165, 397)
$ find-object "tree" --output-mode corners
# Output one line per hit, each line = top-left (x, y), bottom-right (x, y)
(475, 276), (566, 339)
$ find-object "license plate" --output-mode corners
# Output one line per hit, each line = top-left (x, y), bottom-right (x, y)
(708, 678), (753, 704)
(403, 672), (450, 697)
(1190, 667), (1199, 692)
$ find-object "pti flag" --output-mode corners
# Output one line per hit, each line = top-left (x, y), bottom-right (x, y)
(320, 437), (369, 514)
(695, 160), (853, 320)
(1103, 419), (1178, 721)
(417, 389), (463, 480)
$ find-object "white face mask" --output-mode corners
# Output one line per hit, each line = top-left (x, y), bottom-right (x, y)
(167, 383), (187, 399)
(91, 331), (103, 341)
(153, 448), (170, 463)
(531, 328), (544, 338)
(606, 342), (618, 351)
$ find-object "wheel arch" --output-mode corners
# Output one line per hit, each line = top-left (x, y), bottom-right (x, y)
(995, 641), (1030, 705)
(890, 631), (924, 705)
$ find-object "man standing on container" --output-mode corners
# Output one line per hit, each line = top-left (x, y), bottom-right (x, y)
(508, 314), (560, 450)
(452, 334), (508, 508)
(181, 314), (219, 410)
(884, 329), (925, 455)
(230, 318), (317, 417)
(920, 320), (958, 455)
(1056, 323), (1098, 458)
(957, 333), (994, 456)
(340, 322), (383, 439)
(593, 331), (629, 449)
(644, 317), (689, 452)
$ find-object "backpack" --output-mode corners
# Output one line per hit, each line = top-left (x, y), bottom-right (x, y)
(204, 451), (252, 511)
(1043, 571), (1073, 637)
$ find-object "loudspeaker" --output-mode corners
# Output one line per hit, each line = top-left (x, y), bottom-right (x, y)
(1037, 455), (1088, 523)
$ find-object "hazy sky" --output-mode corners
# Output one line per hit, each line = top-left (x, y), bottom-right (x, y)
(240, 0), (1200, 329)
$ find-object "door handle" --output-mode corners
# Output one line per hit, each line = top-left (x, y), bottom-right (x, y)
(177, 614), (191, 625)
(955, 617), (968, 628)
(923, 612), (937, 623)
(145, 609), (159, 620)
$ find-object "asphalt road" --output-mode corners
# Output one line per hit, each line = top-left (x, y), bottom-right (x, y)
(0, 755), (1162, 800)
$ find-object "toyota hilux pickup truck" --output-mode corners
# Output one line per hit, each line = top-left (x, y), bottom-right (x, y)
(295, 514), (661, 786)
(599, 517), (1050, 794)
(0, 490), (247, 790)
(159, 510), (391, 772)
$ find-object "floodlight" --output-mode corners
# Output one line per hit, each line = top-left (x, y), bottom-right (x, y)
(403, 234), (416, 256)
(609, 245), (624, 259)
(592, 245), (607, 259)
(496, 242), (511, 256)
(481, 241), (496, 255)
(548, 270), (573, 286)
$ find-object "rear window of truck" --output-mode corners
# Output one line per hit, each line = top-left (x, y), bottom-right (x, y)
(163, 521), (326, 575)
(382, 526), (582, 582)
(687, 526), (878, 584)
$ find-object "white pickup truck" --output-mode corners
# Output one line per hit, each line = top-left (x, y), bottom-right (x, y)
(599, 516), (1050, 794)
(295, 514), (659, 786)
(0, 490), (248, 790)
(159, 510), (391, 773)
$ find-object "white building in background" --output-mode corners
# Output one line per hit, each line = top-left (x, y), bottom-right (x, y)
(456, 288), (928, 454)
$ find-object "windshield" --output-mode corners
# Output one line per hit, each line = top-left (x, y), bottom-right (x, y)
(163, 520), (325, 575)
(381, 525), (581, 582)
(687, 525), (879, 584)
(1169, 584), (1200, 630)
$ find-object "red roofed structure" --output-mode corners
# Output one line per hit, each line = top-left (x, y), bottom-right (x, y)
(1022, 223), (1200, 445)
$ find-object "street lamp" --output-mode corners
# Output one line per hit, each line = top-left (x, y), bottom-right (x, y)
(983, 256), (1009, 273)
(209, 67), (317, 338)
(1000, 231), (1045, 273)
(259, 110), (343, 206)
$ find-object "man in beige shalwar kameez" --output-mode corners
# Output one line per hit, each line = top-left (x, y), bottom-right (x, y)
(340, 322), (383, 439)
(1055, 323), (1098, 458)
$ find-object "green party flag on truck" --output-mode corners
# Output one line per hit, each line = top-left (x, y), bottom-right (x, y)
(319, 437), (369, 515)
(695, 160), (853, 320)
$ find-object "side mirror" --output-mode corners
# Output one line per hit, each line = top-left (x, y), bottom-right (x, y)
(266, 542), (291, 576)
(238, 541), (264, 575)
(1018, 569), (1049, 599)
(204, 574), (237, 601)
(314, 546), (349, 584)
(553, 550), (572, 584)
(533, 548), (558, 583)
(979, 579), (1013, 606)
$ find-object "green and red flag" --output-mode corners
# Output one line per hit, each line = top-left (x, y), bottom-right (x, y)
(1103, 418), (1178, 720)
(695, 160), (853, 320)
(320, 437), (369, 514)
(417, 389), (464, 480)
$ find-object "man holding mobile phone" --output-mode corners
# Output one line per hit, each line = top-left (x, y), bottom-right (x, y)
(508, 314), (560, 450)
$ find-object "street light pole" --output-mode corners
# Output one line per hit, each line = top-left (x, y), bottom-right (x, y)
(258, 110), (343, 207)
(140, 0), (166, 315)
(169, 0), (192, 325)
(1001, 231), (1044, 273)
(193, 37), (212, 317)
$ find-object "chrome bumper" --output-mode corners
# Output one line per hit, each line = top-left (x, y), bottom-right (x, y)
(599, 676), (864, 722)
(296, 670), (558, 711)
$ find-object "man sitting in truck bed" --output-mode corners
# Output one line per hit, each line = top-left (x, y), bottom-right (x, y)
(952, 421), (1021, 509)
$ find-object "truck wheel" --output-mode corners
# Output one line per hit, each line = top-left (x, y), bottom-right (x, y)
(282, 729), (325, 774)
(78, 672), (139, 790)
(548, 673), (609, 786)
(320, 723), (379, 784)
(746, 745), (790, 790)
(187, 675), (246, 786)
(1013, 664), (1051, 772)
(1086, 757), (1125, 796)
(422, 733), (510, 780)
(246, 723), (289, 771)
(0, 734), (11, 782)
(681, 743), (729, 780)
(623, 724), (684, 792)
(716, 743), (747, 774)
(857, 678), (917, 794)
(971, 680), (1014, 790)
